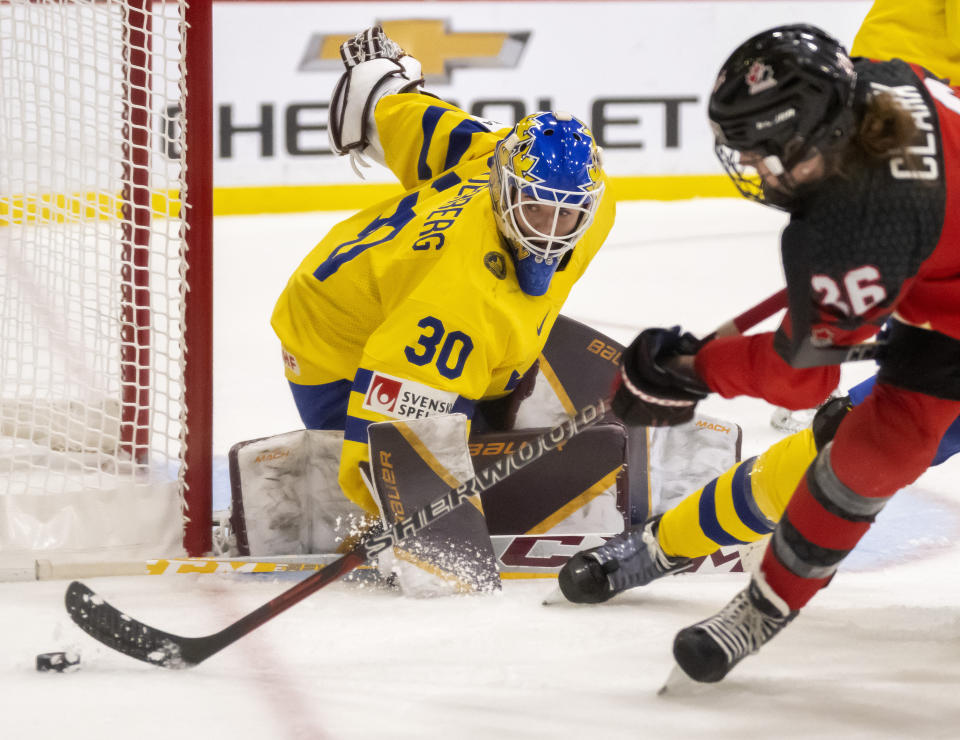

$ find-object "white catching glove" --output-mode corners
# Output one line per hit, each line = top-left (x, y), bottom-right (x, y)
(338, 25), (405, 67)
(328, 25), (424, 176)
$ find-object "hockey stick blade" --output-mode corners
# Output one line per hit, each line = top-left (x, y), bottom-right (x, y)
(66, 581), (219, 668)
(65, 400), (608, 668)
(65, 548), (369, 668)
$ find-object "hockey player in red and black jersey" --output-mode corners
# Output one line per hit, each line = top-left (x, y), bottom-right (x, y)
(604, 24), (960, 683)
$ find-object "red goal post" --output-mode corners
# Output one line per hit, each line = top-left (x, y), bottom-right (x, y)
(0, 0), (213, 569)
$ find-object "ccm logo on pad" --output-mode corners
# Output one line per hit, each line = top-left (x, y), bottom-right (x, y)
(363, 371), (457, 420)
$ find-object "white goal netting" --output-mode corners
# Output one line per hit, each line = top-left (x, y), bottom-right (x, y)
(0, 0), (208, 572)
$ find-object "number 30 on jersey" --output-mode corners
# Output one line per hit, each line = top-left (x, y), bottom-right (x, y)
(405, 316), (474, 380)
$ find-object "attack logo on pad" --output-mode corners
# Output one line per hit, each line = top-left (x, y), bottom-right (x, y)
(362, 371), (457, 419)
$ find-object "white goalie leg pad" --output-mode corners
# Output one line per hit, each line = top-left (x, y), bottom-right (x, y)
(648, 414), (742, 515)
(229, 429), (369, 556)
(328, 55), (423, 170)
(367, 414), (500, 597)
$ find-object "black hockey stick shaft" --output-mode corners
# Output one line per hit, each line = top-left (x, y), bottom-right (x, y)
(66, 399), (608, 668)
(65, 293), (787, 669)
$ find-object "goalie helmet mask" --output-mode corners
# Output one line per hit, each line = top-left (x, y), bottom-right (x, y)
(709, 24), (858, 207)
(489, 112), (604, 296)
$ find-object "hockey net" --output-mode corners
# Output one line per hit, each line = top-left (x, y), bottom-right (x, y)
(0, 0), (212, 574)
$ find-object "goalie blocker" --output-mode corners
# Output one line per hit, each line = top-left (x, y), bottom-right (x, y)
(364, 412), (632, 593)
(228, 315), (743, 580)
(364, 413), (501, 596)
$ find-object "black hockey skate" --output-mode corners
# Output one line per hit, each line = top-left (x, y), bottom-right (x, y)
(557, 516), (692, 604)
(672, 579), (798, 682)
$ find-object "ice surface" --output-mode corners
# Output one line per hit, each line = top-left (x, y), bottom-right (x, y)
(3, 200), (959, 739)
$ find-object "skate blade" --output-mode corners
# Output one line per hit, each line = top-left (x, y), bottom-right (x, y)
(657, 663), (707, 696)
(541, 586), (566, 606)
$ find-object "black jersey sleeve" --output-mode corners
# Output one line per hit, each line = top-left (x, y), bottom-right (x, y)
(774, 59), (947, 368)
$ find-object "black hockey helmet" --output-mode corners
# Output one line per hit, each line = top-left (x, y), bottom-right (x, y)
(708, 24), (858, 206)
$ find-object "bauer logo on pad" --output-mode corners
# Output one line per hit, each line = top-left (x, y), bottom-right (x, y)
(362, 371), (457, 419)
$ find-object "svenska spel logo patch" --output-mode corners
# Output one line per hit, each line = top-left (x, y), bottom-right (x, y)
(365, 374), (404, 413)
(362, 372), (457, 419)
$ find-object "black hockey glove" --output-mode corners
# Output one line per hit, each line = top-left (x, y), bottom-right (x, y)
(611, 327), (710, 427)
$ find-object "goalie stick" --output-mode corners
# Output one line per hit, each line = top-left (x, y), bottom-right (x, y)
(63, 290), (787, 669)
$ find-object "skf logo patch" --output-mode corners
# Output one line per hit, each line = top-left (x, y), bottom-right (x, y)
(282, 348), (300, 376)
(362, 371), (457, 419)
(745, 61), (776, 95)
(483, 251), (507, 279)
(299, 20), (530, 85)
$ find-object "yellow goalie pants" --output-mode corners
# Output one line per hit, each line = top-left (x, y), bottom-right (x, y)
(657, 428), (818, 558)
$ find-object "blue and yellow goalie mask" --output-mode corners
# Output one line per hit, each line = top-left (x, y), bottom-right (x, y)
(490, 111), (605, 296)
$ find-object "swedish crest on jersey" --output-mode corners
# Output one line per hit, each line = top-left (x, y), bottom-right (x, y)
(483, 251), (507, 279)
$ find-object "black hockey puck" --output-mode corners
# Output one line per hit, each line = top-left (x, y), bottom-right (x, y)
(36, 651), (81, 672)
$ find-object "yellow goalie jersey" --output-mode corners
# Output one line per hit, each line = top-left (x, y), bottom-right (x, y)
(272, 94), (615, 514)
(852, 0), (960, 83)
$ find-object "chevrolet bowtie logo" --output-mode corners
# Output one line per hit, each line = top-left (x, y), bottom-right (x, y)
(298, 19), (530, 84)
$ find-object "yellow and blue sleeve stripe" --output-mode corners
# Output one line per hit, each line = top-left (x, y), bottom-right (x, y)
(417, 107), (492, 180)
(696, 456), (778, 547)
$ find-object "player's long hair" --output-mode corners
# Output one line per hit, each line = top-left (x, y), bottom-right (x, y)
(841, 91), (918, 171)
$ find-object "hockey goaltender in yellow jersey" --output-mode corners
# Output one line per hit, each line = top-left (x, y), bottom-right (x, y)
(272, 54), (612, 515)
